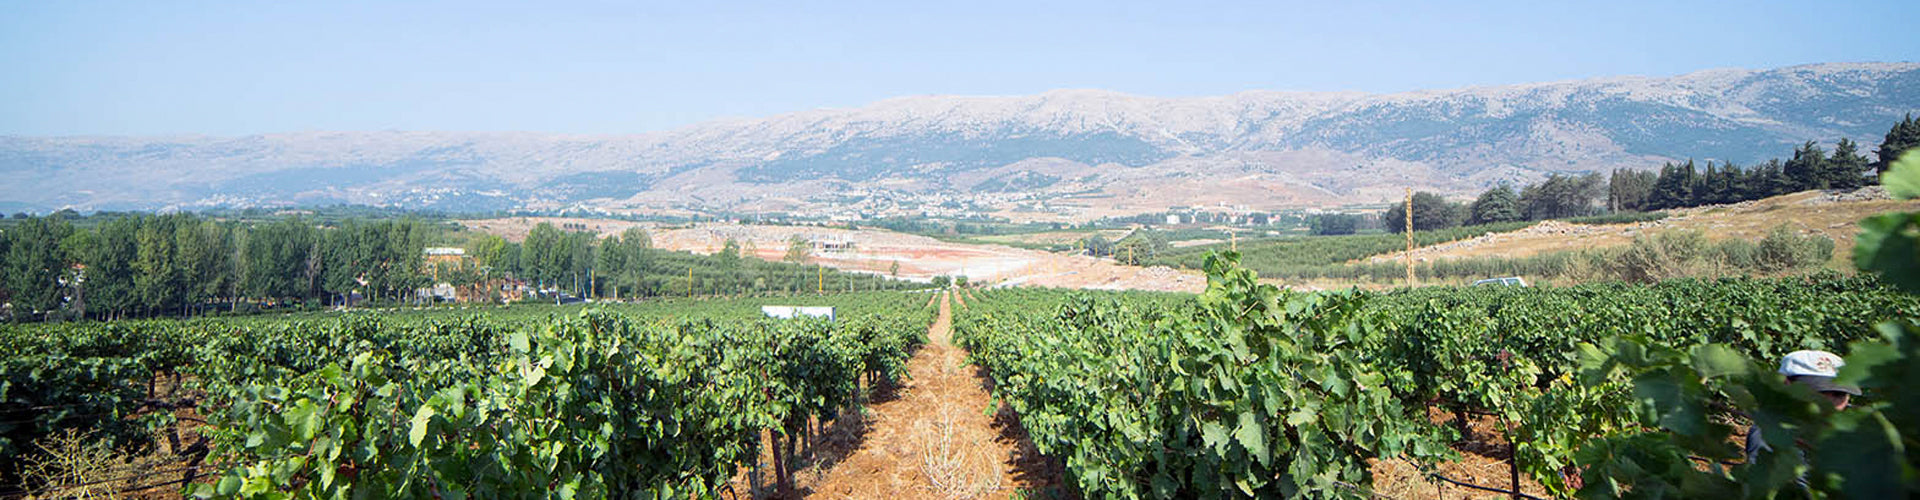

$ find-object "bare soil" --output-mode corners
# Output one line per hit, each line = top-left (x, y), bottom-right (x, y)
(739, 292), (1066, 499)
(461, 219), (1205, 292)
(1369, 408), (1553, 499)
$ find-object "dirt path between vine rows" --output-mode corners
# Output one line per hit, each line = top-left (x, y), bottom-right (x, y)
(797, 291), (1064, 499)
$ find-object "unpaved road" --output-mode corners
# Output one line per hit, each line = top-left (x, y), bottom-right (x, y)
(749, 291), (1063, 499)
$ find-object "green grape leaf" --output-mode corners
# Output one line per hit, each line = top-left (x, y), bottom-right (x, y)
(1689, 344), (1749, 380)
(1633, 369), (1708, 437)
(1152, 472), (1179, 499)
(215, 473), (243, 496)
(509, 330), (530, 353)
(409, 405), (437, 447)
(1236, 410), (1270, 466)
(1201, 421), (1230, 452)
(285, 400), (324, 441)
(1814, 411), (1906, 499)
(1853, 213), (1920, 294)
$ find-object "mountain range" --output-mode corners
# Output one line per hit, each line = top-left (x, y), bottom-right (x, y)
(4, 62), (1917, 220)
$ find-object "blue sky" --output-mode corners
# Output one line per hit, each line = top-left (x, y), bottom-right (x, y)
(3, 0), (1915, 136)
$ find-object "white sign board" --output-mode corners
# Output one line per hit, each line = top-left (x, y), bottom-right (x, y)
(761, 305), (835, 321)
(796, 307), (835, 321)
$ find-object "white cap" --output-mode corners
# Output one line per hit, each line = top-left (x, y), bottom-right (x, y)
(1778, 350), (1844, 378)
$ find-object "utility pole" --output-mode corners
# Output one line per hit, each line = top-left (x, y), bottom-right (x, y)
(1230, 230), (1237, 253)
(1404, 188), (1415, 287)
(687, 267), (693, 297)
(816, 267), (823, 294)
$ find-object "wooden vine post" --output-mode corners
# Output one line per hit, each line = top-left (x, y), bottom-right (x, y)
(1405, 187), (1415, 286)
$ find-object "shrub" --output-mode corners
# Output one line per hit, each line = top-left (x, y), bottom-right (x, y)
(1754, 225), (1835, 272)
(1716, 239), (1760, 269)
(1597, 230), (1710, 283)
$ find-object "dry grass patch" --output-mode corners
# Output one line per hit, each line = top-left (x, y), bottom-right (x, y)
(915, 402), (1003, 500)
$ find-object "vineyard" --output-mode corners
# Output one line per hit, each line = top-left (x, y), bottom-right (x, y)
(4, 163), (1919, 498)
(0, 291), (935, 498)
(4, 263), (1919, 499)
(957, 261), (1919, 498)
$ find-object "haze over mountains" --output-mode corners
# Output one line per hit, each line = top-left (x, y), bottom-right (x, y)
(4, 62), (1917, 220)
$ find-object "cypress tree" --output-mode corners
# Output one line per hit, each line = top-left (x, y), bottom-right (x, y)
(1874, 114), (1919, 175)
(1828, 138), (1871, 189)
(1468, 185), (1522, 224)
(1607, 168), (1657, 212)
(1783, 141), (1829, 191)
(1696, 162), (1720, 205)
(1650, 161), (1697, 209)
(1715, 161), (1745, 204)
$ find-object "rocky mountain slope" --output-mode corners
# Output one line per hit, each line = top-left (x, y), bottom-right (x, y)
(3, 62), (1915, 218)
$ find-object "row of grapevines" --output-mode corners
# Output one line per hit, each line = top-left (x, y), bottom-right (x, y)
(0, 290), (933, 497)
(1359, 271), (1917, 494)
(1566, 153), (1920, 497)
(959, 262), (1453, 498)
(957, 258), (1917, 498)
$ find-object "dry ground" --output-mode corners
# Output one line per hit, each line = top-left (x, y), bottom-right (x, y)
(1368, 408), (1555, 499)
(460, 219), (1205, 292)
(732, 292), (1066, 499)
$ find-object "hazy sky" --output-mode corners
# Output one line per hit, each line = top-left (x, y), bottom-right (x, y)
(4, 0), (1916, 136)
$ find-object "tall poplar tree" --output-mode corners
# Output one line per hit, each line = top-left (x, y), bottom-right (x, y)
(3, 217), (73, 319)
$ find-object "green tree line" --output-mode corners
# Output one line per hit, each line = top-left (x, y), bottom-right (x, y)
(1345, 116), (1918, 234)
(0, 213), (438, 321)
(1611, 135), (1882, 211)
(467, 224), (919, 301)
(0, 215), (919, 322)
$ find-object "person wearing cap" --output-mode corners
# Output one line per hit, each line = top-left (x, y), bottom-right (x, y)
(1743, 350), (1861, 464)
